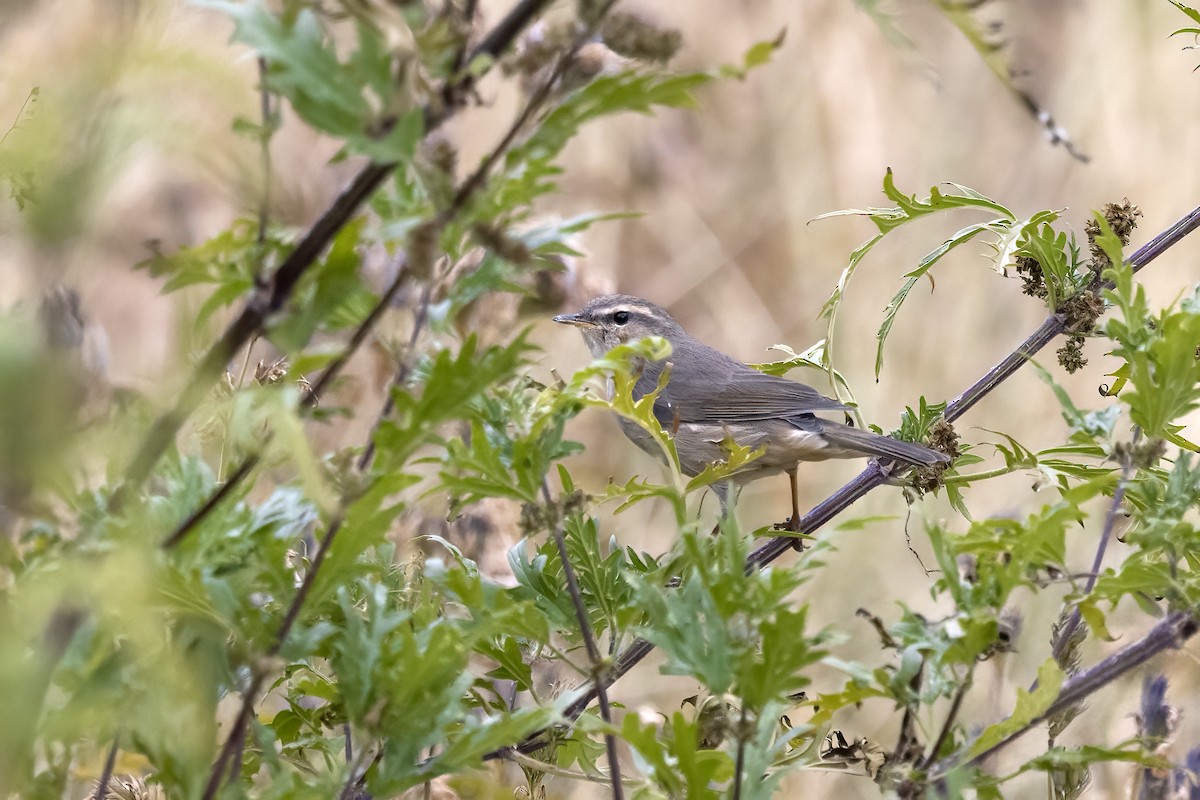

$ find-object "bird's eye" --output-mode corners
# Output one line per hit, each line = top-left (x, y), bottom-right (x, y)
(613, 310), (630, 325)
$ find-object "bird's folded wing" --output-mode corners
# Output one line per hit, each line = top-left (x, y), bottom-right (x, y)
(654, 367), (848, 426)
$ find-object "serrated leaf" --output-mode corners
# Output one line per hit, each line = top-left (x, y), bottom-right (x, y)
(970, 659), (1064, 755)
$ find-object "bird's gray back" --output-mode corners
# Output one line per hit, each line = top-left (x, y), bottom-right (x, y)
(633, 335), (847, 427)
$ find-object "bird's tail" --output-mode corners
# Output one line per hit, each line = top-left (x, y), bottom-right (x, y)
(814, 419), (950, 466)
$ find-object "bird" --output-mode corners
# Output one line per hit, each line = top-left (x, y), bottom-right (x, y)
(553, 294), (950, 530)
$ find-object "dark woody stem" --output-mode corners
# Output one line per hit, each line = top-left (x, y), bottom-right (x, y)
(488, 202), (1200, 761)
(541, 482), (624, 800)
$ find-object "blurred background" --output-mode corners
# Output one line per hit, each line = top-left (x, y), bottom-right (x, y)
(2, 0), (1199, 796)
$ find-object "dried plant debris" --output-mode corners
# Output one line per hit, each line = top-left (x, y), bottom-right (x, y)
(821, 730), (886, 778)
(1086, 198), (1143, 275)
(913, 416), (959, 492)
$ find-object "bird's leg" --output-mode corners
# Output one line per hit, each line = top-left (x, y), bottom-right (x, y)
(787, 468), (801, 532)
(711, 481), (732, 536)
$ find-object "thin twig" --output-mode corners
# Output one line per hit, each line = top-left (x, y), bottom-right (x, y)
(1050, 429), (1140, 664)
(486, 201), (1200, 761)
(227, 719), (249, 784)
(256, 55), (273, 252)
(339, 738), (373, 800)
(732, 705), (749, 800)
(358, 284), (430, 471)
(111, 0), (556, 509)
(162, 454), (260, 550)
(921, 673), (971, 769)
(91, 736), (119, 800)
(541, 481), (624, 800)
(0, 87), (37, 146)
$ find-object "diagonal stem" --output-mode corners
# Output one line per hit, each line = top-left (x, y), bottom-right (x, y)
(541, 482), (624, 799)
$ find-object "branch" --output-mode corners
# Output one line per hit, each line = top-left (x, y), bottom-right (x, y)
(541, 482), (624, 800)
(1050, 429), (1139, 664)
(91, 736), (119, 800)
(486, 201), (1200, 761)
(935, 611), (1199, 776)
(921, 672), (972, 769)
(111, 0), (555, 508)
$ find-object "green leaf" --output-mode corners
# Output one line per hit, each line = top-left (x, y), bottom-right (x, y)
(970, 659), (1064, 755)
(816, 170), (1015, 384)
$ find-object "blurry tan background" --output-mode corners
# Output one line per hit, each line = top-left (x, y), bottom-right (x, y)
(2, 0), (1200, 797)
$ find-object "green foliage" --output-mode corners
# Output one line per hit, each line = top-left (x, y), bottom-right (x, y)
(6, 2), (1200, 799)
(203, 0), (425, 161)
(816, 170), (1087, 380)
(1169, 0), (1200, 68)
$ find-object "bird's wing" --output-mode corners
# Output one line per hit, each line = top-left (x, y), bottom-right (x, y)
(654, 363), (848, 426)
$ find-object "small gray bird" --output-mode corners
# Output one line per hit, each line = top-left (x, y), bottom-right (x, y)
(554, 294), (949, 529)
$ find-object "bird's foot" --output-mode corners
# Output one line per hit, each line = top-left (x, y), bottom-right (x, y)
(773, 517), (809, 550)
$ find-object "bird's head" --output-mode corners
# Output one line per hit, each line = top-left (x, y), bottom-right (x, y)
(553, 294), (684, 357)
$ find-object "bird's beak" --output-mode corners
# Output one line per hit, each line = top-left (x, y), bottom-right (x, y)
(553, 313), (595, 328)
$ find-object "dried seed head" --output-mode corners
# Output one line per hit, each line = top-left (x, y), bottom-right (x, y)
(1112, 438), (1166, 470)
(94, 775), (165, 800)
(1015, 256), (1048, 300)
(1085, 198), (1142, 273)
(407, 219), (441, 281)
(927, 417), (961, 459)
(1057, 334), (1087, 373)
(255, 356), (288, 386)
(912, 418), (958, 493)
(1059, 290), (1105, 334)
(599, 12), (683, 63)
(1048, 608), (1088, 742)
(503, 21), (573, 81)
(472, 223), (532, 266)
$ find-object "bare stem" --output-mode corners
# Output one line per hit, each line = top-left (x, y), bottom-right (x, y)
(922, 673), (972, 769)
(541, 482), (624, 800)
(91, 737), (119, 800)
(1051, 429), (1140, 664)
(256, 55), (273, 252)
